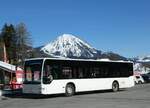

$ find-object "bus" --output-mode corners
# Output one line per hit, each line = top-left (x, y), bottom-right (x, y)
(23, 58), (134, 96)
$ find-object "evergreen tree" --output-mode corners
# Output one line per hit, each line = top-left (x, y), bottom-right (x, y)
(1, 24), (16, 64)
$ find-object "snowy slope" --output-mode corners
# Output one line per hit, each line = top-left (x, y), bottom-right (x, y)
(135, 55), (150, 62)
(41, 34), (99, 58)
(133, 55), (150, 74)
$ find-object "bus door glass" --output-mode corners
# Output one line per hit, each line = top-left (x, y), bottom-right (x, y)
(24, 60), (43, 84)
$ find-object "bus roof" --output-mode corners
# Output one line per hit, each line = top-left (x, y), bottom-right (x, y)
(25, 57), (133, 64)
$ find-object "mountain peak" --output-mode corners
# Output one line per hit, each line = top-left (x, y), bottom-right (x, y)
(41, 34), (98, 58)
(60, 34), (76, 39)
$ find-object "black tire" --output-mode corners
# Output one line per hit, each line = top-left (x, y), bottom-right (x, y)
(112, 81), (119, 92)
(65, 84), (75, 97)
(138, 81), (142, 84)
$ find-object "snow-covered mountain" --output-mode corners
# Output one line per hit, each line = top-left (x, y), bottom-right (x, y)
(135, 55), (150, 62)
(36, 33), (126, 60)
(132, 55), (150, 74)
(41, 34), (100, 58)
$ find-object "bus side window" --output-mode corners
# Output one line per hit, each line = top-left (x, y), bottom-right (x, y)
(78, 68), (83, 78)
(43, 65), (53, 84)
(62, 67), (72, 79)
(44, 65), (52, 77)
(72, 67), (78, 78)
(93, 67), (100, 78)
(51, 66), (59, 79)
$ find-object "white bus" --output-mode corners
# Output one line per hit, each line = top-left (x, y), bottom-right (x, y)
(23, 58), (134, 96)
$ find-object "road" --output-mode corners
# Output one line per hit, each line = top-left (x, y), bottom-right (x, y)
(0, 84), (150, 108)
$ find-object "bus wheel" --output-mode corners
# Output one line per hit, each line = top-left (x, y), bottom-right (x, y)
(138, 81), (142, 84)
(112, 81), (119, 92)
(65, 84), (75, 97)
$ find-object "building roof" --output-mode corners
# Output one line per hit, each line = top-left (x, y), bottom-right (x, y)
(0, 61), (22, 73)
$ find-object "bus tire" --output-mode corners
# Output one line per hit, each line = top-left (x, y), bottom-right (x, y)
(138, 81), (142, 84)
(112, 81), (119, 92)
(65, 83), (75, 97)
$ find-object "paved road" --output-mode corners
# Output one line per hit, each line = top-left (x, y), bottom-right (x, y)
(0, 84), (150, 108)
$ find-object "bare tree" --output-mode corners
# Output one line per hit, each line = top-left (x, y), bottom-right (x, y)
(15, 22), (32, 65)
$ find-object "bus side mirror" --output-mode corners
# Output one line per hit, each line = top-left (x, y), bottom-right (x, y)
(48, 75), (53, 82)
(43, 75), (53, 84)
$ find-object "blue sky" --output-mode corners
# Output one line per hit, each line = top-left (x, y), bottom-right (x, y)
(0, 0), (150, 58)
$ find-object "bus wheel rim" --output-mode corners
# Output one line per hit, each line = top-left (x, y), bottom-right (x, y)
(67, 86), (73, 94)
(113, 82), (119, 91)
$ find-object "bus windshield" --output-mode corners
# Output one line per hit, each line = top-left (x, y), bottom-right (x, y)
(24, 59), (43, 84)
